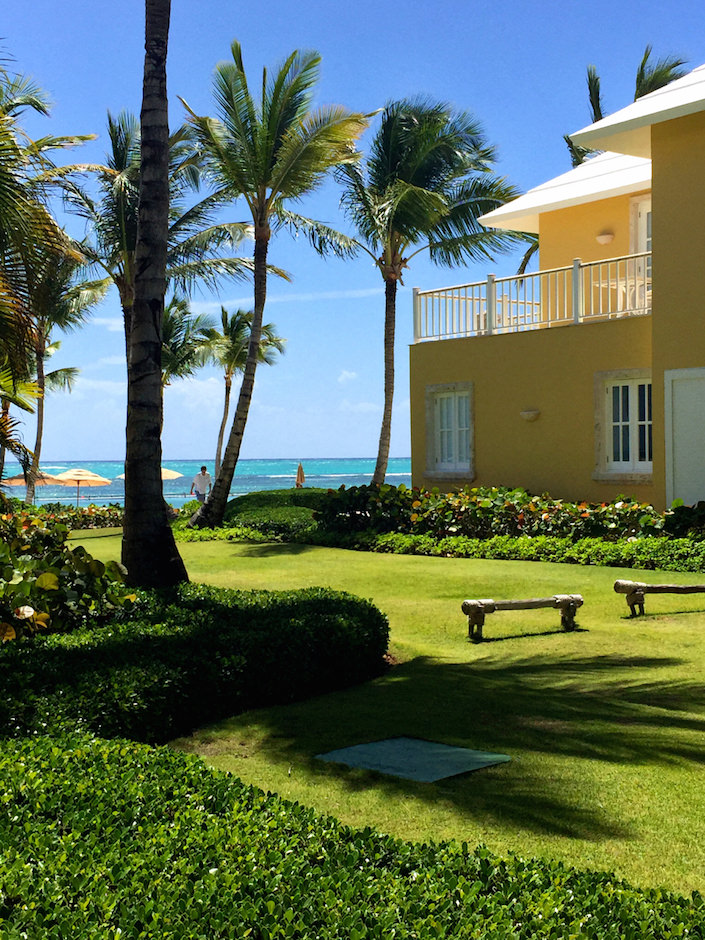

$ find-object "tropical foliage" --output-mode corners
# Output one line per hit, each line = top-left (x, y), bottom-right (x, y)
(337, 99), (519, 483)
(203, 306), (285, 474)
(182, 40), (367, 526)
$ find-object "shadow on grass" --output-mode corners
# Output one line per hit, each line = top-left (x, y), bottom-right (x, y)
(184, 651), (705, 843)
(477, 626), (590, 643)
(236, 542), (320, 557)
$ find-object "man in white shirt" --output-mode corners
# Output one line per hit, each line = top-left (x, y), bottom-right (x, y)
(190, 466), (212, 503)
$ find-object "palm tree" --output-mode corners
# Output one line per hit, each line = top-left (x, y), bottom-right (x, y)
(63, 111), (254, 358)
(160, 294), (213, 425)
(122, 0), (188, 587)
(182, 40), (367, 527)
(565, 46), (688, 166)
(23, 249), (106, 503)
(204, 306), (285, 476)
(0, 65), (91, 471)
(337, 98), (520, 484)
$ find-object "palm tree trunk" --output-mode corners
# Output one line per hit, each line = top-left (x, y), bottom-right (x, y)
(194, 229), (268, 527)
(25, 340), (45, 506)
(214, 374), (232, 477)
(0, 400), (9, 479)
(371, 278), (396, 486)
(121, 0), (187, 587)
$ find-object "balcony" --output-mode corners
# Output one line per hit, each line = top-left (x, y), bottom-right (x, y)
(413, 251), (651, 343)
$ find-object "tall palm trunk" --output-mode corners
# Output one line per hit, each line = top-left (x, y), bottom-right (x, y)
(25, 336), (45, 505)
(214, 373), (232, 476)
(0, 400), (9, 479)
(122, 0), (187, 586)
(194, 228), (268, 527)
(371, 278), (397, 486)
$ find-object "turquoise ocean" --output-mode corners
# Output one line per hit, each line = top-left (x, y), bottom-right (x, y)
(1, 457), (412, 508)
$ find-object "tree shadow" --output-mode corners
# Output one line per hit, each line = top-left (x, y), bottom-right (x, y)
(183, 651), (705, 843)
(235, 542), (320, 557)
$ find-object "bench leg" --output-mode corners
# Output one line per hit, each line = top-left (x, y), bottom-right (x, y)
(560, 603), (577, 631)
(626, 592), (645, 617)
(467, 611), (485, 643)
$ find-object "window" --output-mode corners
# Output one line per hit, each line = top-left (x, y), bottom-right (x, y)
(426, 383), (473, 476)
(604, 377), (652, 472)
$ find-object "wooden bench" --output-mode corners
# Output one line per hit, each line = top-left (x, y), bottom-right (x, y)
(614, 579), (705, 616)
(461, 594), (584, 642)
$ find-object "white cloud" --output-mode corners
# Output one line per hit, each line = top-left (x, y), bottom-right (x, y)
(93, 317), (124, 333)
(191, 286), (384, 315)
(337, 370), (357, 384)
(339, 399), (380, 414)
(70, 376), (126, 399)
(84, 355), (127, 369)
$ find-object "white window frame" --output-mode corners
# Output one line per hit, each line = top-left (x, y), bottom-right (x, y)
(425, 382), (474, 479)
(593, 369), (653, 482)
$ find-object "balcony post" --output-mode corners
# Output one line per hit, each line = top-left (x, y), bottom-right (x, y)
(412, 287), (421, 341)
(486, 274), (496, 335)
(572, 258), (583, 323)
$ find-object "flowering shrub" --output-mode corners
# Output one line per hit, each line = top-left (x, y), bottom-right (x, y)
(314, 484), (667, 542)
(0, 513), (133, 640)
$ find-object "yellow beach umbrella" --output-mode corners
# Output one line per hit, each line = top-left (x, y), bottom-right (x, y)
(115, 467), (183, 480)
(53, 468), (112, 506)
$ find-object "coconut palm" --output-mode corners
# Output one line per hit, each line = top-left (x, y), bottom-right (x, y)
(565, 46), (688, 166)
(23, 248), (106, 503)
(159, 294), (214, 429)
(63, 110), (255, 358)
(121, 0), (188, 587)
(337, 98), (520, 484)
(182, 40), (367, 526)
(204, 306), (285, 475)
(0, 66), (91, 470)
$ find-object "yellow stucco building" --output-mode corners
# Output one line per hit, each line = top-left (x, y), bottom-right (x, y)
(410, 64), (705, 510)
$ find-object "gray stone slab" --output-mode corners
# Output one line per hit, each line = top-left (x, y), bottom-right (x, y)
(315, 736), (510, 782)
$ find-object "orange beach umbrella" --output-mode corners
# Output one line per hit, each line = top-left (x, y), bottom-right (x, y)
(295, 462), (305, 488)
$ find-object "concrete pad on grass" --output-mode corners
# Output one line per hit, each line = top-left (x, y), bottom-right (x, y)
(315, 736), (510, 782)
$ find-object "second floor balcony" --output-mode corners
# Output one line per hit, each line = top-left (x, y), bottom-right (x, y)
(413, 251), (651, 343)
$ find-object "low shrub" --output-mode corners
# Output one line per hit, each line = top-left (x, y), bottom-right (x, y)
(0, 514), (132, 640)
(313, 484), (668, 542)
(365, 532), (705, 572)
(2, 734), (704, 939)
(1, 583), (389, 743)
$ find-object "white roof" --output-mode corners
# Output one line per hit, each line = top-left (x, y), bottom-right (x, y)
(570, 63), (705, 158)
(479, 151), (651, 233)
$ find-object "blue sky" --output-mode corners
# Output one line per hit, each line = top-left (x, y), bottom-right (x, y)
(5, 0), (705, 461)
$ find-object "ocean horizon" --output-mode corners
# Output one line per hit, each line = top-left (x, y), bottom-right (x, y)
(1, 457), (412, 508)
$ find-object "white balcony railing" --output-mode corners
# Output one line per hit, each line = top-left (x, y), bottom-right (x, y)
(413, 251), (651, 342)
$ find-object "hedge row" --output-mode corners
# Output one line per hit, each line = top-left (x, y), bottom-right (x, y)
(307, 531), (705, 572)
(2, 734), (703, 939)
(1, 582), (389, 744)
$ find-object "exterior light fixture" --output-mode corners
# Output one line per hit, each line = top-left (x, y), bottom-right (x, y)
(595, 230), (614, 245)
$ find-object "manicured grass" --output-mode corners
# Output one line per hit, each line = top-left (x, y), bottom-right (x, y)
(77, 532), (705, 895)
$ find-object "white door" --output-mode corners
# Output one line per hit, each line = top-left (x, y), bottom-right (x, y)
(665, 369), (705, 505)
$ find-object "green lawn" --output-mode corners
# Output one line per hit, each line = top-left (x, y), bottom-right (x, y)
(78, 532), (705, 895)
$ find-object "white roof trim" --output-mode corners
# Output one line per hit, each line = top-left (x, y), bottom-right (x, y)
(570, 63), (705, 157)
(479, 152), (651, 233)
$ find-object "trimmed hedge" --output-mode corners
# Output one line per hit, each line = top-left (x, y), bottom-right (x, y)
(2, 734), (704, 939)
(311, 531), (705, 573)
(1, 583), (389, 743)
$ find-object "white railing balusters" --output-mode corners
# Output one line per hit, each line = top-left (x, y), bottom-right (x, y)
(412, 251), (651, 342)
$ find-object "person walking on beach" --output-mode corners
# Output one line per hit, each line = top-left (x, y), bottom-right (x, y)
(190, 466), (212, 503)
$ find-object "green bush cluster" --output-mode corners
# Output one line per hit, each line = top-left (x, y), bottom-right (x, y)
(2, 582), (390, 743)
(2, 734), (703, 939)
(366, 532), (705, 572)
(219, 488), (327, 540)
(0, 513), (132, 640)
(314, 484), (668, 542)
(1, 500), (124, 529)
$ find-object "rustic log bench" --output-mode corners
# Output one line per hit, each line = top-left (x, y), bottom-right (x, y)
(614, 579), (705, 616)
(461, 594), (584, 642)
